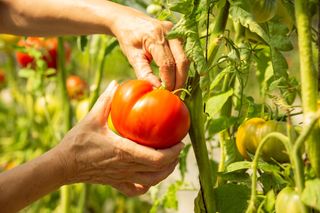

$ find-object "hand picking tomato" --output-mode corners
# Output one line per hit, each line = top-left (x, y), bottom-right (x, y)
(16, 37), (70, 69)
(236, 118), (289, 163)
(275, 187), (305, 213)
(111, 80), (190, 149)
(66, 75), (88, 100)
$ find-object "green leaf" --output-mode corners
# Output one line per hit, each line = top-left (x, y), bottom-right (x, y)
(225, 161), (280, 173)
(207, 116), (237, 135)
(179, 144), (191, 180)
(205, 89), (233, 118)
(209, 68), (230, 91)
(163, 181), (182, 210)
(168, 0), (194, 15)
(214, 183), (250, 213)
(268, 22), (293, 51)
(229, 3), (269, 43)
(270, 47), (288, 78)
(301, 179), (320, 210)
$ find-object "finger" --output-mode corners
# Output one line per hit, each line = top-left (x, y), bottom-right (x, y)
(167, 39), (190, 90)
(115, 182), (150, 197)
(87, 81), (118, 124)
(116, 136), (184, 167)
(129, 160), (178, 186)
(127, 50), (161, 87)
(146, 40), (176, 90)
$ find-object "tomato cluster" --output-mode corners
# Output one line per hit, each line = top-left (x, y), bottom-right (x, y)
(110, 80), (190, 149)
(236, 118), (289, 163)
(16, 37), (70, 69)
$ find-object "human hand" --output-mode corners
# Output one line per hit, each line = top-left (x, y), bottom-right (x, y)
(110, 6), (190, 91)
(56, 81), (184, 196)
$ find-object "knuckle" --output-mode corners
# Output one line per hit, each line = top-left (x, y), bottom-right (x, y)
(161, 59), (176, 71)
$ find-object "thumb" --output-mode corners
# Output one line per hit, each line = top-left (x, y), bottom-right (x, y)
(87, 80), (118, 125)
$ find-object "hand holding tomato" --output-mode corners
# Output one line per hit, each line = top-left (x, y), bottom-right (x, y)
(56, 81), (184, 196)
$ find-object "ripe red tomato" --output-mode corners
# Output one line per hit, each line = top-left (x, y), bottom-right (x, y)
(111, 80), (190, 149)
(66, 75), (88, 100)
(15, 37), (70, 69)
(0, 69), (5, 84)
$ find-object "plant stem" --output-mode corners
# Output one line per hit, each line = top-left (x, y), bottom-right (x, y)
(89, 37), (118, 108)
(57, 37), (72, 213)
(207, 1), (230, 65)
(185, 79), (216, 213)
(295, 0), (320, 176)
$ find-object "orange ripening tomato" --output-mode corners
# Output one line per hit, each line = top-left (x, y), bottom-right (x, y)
(111, 80), (190, 149)
(16, 37), (70, 69)
(66, 75), (88, 100)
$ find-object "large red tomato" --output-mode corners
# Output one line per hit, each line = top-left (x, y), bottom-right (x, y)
(111, 80), (190, 149)
(16, 37), (70, 69)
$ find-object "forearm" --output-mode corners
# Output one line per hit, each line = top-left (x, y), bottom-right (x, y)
(0, 0), (130, 36)
(0, 148), (66, 212)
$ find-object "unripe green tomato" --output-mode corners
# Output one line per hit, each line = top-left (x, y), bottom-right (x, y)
(146, 4), (162, 15)
(236, 118), (289, 163)
(34, 95), (58, 117)
(275, 187), (305, 213)
(251, 0), (278, 23)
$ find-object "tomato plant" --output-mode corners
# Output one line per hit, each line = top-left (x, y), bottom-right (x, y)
(236, 118), (289, 163)
(275, 187), (305, 213)
(66, 75), (88, 100)
(16, 37), (70, 69)
(111, 80), (190, 149)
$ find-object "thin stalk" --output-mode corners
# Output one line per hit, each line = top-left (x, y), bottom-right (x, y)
(295, 0), (320, 176)
(89, 38), (118, 108)
(57, 37), (72, 213)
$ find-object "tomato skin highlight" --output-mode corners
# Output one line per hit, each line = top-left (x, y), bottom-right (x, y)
(275, 187), (305, 213)
(111, 80), (190, 149)
(236, 118), (289, 163)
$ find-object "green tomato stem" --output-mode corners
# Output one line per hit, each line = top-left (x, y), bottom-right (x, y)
(89, 37), (118, 108)
(295, 0), (320, 177)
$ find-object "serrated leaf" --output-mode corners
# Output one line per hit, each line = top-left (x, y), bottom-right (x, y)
(168, 0), (194, 15)
(270, 47), (288, 78)
(210, 69), (230, 91)
(229, 4), (269, 43)
(214, 183), (250, 213)
(268, 22), (293, 51)
(163, 182), (182, 210)
(205, 89), (233, 118)
(301, 179), (320, 210)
